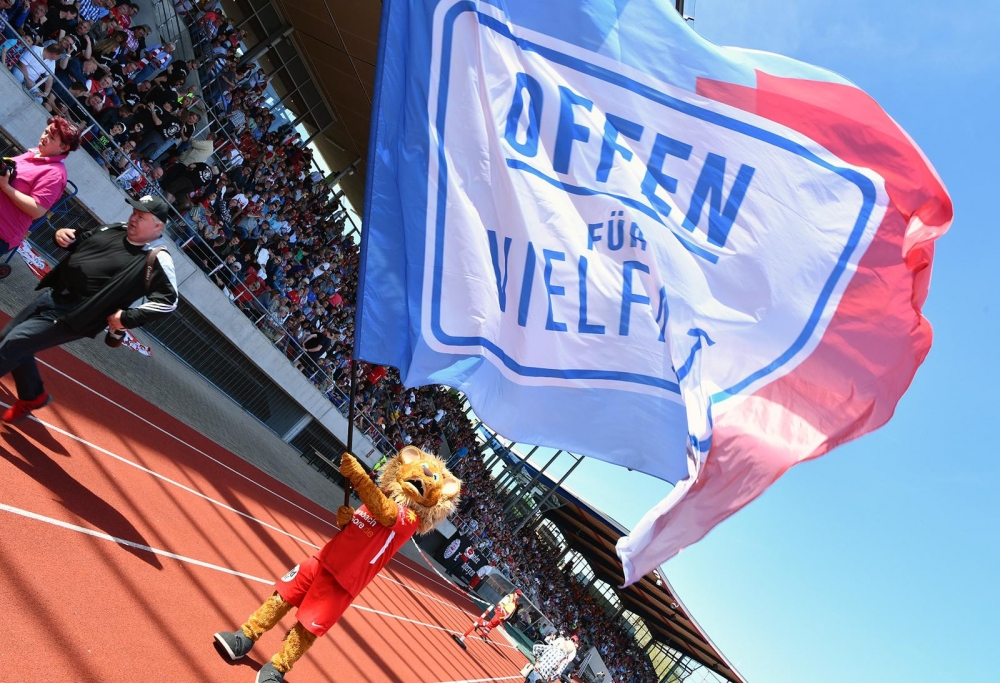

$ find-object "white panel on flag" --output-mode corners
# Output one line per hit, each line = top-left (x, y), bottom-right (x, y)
(422, 1), (887, 404)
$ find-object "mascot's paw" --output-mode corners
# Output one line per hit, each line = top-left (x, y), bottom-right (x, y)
(337, 505), (355, 527)
(340, 452), (366, 480)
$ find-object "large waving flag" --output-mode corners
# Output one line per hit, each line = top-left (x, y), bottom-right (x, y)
(356, 0), (952, 584)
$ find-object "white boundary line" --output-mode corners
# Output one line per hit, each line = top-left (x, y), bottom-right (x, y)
(1, 400), (324, 551)
(5, 396), (478, 611)
(0, 502), (519, 652)
(36, 358), (339, 530)
(0, 502), (275, 584)
(435, 678), (524, 683)
(375, 573), (474, 614)
(3, 405), (474, 613)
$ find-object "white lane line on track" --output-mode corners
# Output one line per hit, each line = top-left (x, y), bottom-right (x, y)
(0, 502), (275, 584)
(36, 358), (338, 530)
(0, 503), (520, 652)
(1, 402), (324, 552)
(405, 539), (488, 604)
(435, 678), (524, 683)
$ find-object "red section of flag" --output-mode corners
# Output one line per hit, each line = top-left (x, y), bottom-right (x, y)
(621, 74), (952, 575)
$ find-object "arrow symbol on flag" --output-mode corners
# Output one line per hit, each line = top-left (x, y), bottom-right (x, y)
(675, 328), (715, 382)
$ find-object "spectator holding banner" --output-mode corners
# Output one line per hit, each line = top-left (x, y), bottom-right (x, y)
(0, 117), (79, 253)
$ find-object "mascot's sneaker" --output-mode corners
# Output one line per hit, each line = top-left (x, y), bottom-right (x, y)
(255, 662), (285, 682)
(2, 393), (52, 423)
(214, 630), (255, 660)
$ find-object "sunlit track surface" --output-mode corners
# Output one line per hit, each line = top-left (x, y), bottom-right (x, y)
(0, 336), (528, 683)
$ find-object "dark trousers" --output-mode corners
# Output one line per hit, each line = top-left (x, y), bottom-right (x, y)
(134, 130), (166, 159)
(0, 291), (84, 401)
(159, 162), (188, 188)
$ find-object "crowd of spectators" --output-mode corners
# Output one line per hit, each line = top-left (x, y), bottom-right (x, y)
(453, 454), (662, 682)
(2, 1), (661, 678)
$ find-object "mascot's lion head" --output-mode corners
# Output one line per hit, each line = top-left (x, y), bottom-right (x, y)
(378, 446), (461, 534)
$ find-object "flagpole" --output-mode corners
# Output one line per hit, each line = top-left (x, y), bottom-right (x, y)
(342, 0), (392, 510)
(343, 359), (359, 508)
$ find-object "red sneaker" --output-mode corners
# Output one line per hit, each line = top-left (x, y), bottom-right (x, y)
(2, 393), (52, 423)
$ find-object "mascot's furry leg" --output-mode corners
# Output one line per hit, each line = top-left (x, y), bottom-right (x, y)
(269, 623), (318, 673)
(216, 591), (316, 681)
(242, 592), (293, 640)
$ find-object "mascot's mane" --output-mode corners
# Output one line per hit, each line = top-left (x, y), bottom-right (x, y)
(378, 451), (460, 534)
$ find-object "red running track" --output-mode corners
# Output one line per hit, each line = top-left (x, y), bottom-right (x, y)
(0, 338), (528, 683)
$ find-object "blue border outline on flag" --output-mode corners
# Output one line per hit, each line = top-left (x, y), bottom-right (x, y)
(427, 1), (878, 401)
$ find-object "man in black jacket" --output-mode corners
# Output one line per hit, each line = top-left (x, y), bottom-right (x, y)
(0, 195), (179, 423)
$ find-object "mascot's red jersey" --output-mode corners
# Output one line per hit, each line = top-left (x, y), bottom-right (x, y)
(318, 504), (420, 597)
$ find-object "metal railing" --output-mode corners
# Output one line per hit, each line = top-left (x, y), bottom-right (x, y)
(150, 0), (186, 51)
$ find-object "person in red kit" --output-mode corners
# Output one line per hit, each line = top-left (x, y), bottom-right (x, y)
(214, 447), (461, 683)
(454, 590), (521, 647)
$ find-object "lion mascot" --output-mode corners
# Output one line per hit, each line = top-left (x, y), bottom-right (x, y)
(213, 446), (461, 682)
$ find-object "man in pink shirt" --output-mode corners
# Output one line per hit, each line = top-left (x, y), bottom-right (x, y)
(0, 117), (79, 253)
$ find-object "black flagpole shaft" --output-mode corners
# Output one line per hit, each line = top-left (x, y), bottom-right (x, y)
(343, 359), (359, 507)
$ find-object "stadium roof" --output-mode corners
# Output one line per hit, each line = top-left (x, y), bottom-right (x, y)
(268, 0), (378, 210)
(497, 447), (745, 683)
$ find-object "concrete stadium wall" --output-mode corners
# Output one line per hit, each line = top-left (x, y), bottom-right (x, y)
(0, 73), (379, 464)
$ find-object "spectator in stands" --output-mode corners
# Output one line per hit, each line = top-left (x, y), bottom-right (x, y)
(5, 40), (63, 103)
(178, 131), (216, 165)
(0, 0), (29, 40)
(77, 0), (112, 24)
(132, 41), (174, 82)
(0, 117), (79, 253)
(20, 3), (48, 42)
(110, 2), (139, 30)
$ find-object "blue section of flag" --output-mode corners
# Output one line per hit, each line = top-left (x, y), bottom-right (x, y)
(355, 0), (432, 371)
(406, 339), (692, 483)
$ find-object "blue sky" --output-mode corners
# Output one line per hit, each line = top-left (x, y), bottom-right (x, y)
(512, 2), (1000, 681)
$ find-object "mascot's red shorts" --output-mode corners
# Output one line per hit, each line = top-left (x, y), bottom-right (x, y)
(276, 556), (353, 637)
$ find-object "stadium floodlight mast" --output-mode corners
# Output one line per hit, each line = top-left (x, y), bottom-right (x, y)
(675, 0), (697, 21)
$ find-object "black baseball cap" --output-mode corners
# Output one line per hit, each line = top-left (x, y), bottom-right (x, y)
(128, 195), (172, 223)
